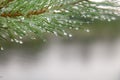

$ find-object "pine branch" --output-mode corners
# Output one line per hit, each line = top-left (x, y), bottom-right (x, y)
(0, 0), (120, 49)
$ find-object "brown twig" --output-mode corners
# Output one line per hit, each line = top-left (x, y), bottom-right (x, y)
(0, 11), (23, 17)
(0, 7), (48, 18)
(27, 7), (48, 17)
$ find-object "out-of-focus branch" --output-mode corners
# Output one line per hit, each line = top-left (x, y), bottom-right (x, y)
(0, 0), (14, 9)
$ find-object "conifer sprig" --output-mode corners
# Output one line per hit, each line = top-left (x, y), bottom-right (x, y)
(0, 0), (120, 48)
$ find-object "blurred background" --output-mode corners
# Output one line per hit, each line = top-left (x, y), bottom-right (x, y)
(0, 19), (120, 80)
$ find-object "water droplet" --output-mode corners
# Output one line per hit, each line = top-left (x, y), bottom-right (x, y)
(1, 47), (4, 50)
(62, 30), (67, 36)
(69, 27), (72, 29)
(46, 18), (51, 22)
(23, 31), (27, 33)
(85, 29), (90, 32)
(10, 39), (14, 42)
(53, 31), (58, 36)
(72, 6), (79, 10)
(54, 10), (61, 13)
(111, 17), (116, 20)
(21, 17), (25, 21)
(75, 28), (79, 30)
(14, 39), (19, 43)
(107, 19), (111, 22)
(19, 41), (23, 44)
(19, 36), (23, 39)
(64, 32), (67, 36)
(69, 34), (72, 37)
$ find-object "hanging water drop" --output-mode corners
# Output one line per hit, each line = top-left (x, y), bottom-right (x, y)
(63, 30), (67, 36)
(14, 39), (19, 43)
(69, 34), (72, 37)
(19, 41), (23, 44)
(72, 6), (79, 10)
(75, 28), (79, 30)
(53, 31), (58, 36)
(46, 18), (51, 23)
(21, 17), (24, 20)
(85, 29), (90, 33)
(1, 47), (4, 50)
(10, 39), (14, 42)
(19, 36), (23, 39)
(63, 32), (67, 36)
